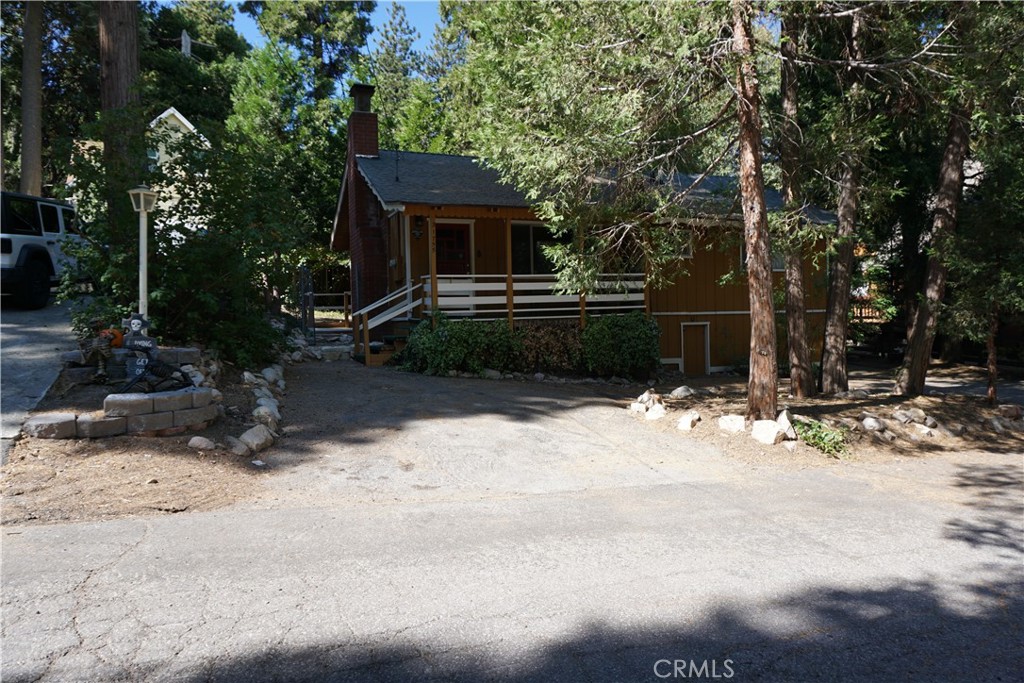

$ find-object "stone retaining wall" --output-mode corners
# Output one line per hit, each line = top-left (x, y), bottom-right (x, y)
(23, 387), (219, 440)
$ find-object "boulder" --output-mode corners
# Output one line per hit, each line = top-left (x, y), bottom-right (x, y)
(997, 404), (1022, 419)
(533, 372), (545, 382)
(253, 404), (282, 422)
(892, 410), (914, 424)
(905, 407), (927, 424)
(261, 367), (282, 384)
(482, 369), (503, 380)
(644, 403), (668, 421)
(924, 416), (939, 429)
(224, 435), (250, 456)
(291, 351), (304, 362)
(256, 397), (280, 410)
(751, 419), (786, 445)
(669, 386), (697, 399)
(718, 415), (746, 433)
(628, 402), (647, 414)
(776, 410), (798, 440)
(990, 417), (1007, 434)
(239, 424), (275, 453)
(242, 371), (259, 384)
(676, 410), (701, 431)
(862, 416), (884, 432)
(188, 436), (216, 450)
(914, 424), (935, 438)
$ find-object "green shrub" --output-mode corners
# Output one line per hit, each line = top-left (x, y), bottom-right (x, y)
(581, 311), (660, 379)
(517, 319), (583, 374)
(794, 419), (849, 457)
(399, 313), (523, 376)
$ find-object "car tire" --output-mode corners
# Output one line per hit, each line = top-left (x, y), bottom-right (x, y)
(17, 259), (51, 309)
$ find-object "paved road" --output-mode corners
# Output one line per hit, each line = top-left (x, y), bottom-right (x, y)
(3, 362), (1021, 682)
(0, 301), (77, 461)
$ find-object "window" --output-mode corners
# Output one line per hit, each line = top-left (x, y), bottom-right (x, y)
(511, 224), (572, 274)
(146, 148), (160, 173)
(61, 208), (80, 235)
(40, 204), (61, 233)
(740, 243), (786, 271)
(1, 196), (42, 235)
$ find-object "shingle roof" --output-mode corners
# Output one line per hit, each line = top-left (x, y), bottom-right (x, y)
(355, 151), (530, 208)
(672, 173), (836, 225)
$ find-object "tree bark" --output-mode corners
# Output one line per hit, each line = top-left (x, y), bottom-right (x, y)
(19, 1), (43, 196)
(986, 302), (998, 405)
(779, 15), (815, 398)
(733, 0), (777, 421)
(894, 103), (971, 396)
(821, 161), (858, 393)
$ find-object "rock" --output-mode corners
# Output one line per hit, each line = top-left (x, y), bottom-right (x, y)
(676, 410), (701, 431)
(644, 403), (667, 421)
(990, 417), (1007, 434)
(261, 367), (282, 384)
(22, 413), (77, 439)
(943, 423), (967, 437)
(180, 364), (195, 373)
(924, 416), (939, 429)
(876, 430), (898, 443)
(533, 372), (545, 381)
(276, 380), (286, 391)
(482, 369), (503, 380)
(997, 404), (1022, 419)
(239, 424), (275, 453)
(251, 460), (266, 467)
(629, 402), (647, 413)
(777, 410), (798, 440)
(848, 389), (869, 399)
(146, 478), (158, 485)
(253, 386), (274, 400)
(752, 419), (786, 445)
(211, 389), (224, 403)
(188, 370), (205, 386)
(905, 407), (927, 424)
(291, 351), (304, 362)
(609, 376), (629, 385)
(862, 417), (885, 432)
(637, 389), (662, 407)
(256, 397), (280, 410)
(783, 441), (798, 452)
(892, 410), (914, 424)
(253, 404), (282, 422)
(669, 386), (697, 399)
(242, 371), (259, 384)
(718, 415), (746, 433)
(914, 424), (935, 438)
(224, 435), (250, 456)
(188, 436), (216, 450)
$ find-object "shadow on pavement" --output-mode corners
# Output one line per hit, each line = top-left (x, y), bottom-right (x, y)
(945, 463), (1024, 557)
(102, 576), (1023, 682)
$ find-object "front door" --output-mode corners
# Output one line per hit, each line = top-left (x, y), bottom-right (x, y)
(436, 224), (471, 275)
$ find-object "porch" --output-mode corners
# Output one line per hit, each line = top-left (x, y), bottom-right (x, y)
(351, 273), (646, 365)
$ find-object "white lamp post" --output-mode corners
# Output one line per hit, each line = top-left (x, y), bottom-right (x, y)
(128, 185), (159, 317)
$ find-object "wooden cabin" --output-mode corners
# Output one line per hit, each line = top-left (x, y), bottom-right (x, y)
(331, 84), (831, 372)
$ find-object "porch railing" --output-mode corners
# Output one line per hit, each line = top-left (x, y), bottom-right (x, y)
(351, 283), (425, 354)
(421, 273), (645, 321)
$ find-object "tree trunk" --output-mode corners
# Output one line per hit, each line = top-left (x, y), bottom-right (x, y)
(986, 302), (998, 405)
(894, 104), (971, 396)
(733, 0), (777, 421)
(19, 1), (43, 196)
(779, 15), (815, 398)
(98, 1), (142, 271)
(821, 161), (859, 393)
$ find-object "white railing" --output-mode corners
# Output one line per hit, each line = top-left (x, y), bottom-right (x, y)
(352, 283), (425, 352)
(420, 273), (644, 321)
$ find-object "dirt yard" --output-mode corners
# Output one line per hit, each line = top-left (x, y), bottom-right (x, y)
(2, 360), (1021, 527)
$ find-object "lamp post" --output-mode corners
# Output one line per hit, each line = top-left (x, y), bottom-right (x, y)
(128, 185), (158, 317)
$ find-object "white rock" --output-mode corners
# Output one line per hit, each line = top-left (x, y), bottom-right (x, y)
(291, 351), (304, 362)
(777, 409), (793, 431)
(239, 424), (275, 453)
(637, 389), (662, 407)
(261, 367), (282, 383)
(276, 380), (286, 391)
(188, 436), (216, 450)
(483, 369), (503, 380)
(990, 417), (1006, 434)
(533, 372), (545, 381)
(251, 460), (266, 467)
(669, 386), (697, 399)
(253, 404), (282, 422)
(676, 410), (701, 431)
(718, 415), (746, 433)
(253, 386), (274, 400)
(645, 403), (668, 420)
(862, 417), (884, 432)
(224, 435), (250, 456)
(783, 441), (798, 452)
(180, 364), (195, 373)
(915, 424), (935, 438)
(211, 389), (224, 403)
(752, 419), (786, 445)
(188, 370), (205, 386)
(629, 402), (647, 413)
(256, 397), (280, 410)
(997, 404), (1022, 419)
(242, 371), (259, 384)
(924, 416), (939, 429)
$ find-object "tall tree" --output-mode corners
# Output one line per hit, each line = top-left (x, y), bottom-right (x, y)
(19, 0), (42, 195)
(240, 0), (374, 100)
(777, 12), (815, 398)
(733, 0), (777, 420)
(370, 2), (420, 150)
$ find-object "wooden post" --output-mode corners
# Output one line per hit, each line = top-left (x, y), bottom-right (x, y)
(505, 218), (514, 330)
(429, 212), (438, 327)
(362, 313), (370, 354)
(579, 293), (587, 329)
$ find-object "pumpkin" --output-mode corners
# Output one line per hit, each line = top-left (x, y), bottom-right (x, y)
(101, 328), (124, 348)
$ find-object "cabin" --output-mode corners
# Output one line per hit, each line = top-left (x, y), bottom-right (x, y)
(332, 84), (832, 373)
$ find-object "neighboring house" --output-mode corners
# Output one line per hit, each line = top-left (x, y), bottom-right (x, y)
(332, 84), (833, 373)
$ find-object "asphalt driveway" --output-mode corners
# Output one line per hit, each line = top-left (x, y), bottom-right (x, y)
(2, 360), (1022, 682)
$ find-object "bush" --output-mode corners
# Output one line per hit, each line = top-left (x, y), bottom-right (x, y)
(581, 311), (660, 379)
(794, 419), (849, 458)
(517, 319), (583, 374)
(400, 313), (523, 376)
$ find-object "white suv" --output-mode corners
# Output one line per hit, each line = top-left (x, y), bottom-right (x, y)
(1, 190), (82, 309)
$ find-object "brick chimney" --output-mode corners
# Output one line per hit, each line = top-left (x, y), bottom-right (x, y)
(348, 83), (378, 157)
